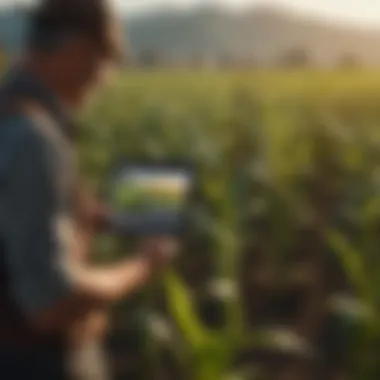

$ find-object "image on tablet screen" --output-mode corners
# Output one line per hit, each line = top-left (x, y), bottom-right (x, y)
(112, 166), (192, 215)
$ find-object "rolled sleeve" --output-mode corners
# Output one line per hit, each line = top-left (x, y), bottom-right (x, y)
(2, 117), (73, 318)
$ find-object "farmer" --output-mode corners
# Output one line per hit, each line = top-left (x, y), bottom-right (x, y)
(0, 0), (178, 379)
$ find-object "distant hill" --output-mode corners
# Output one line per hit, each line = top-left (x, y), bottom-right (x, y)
(1, 6), (380, 66)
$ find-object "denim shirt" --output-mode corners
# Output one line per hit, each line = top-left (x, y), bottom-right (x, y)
(0, 66), (75, 320)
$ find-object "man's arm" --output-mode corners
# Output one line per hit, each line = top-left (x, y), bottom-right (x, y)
(2, 117), (175, 333)
(33, 255), (159, 333)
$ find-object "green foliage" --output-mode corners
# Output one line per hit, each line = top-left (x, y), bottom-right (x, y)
(80, 70), (380, 380)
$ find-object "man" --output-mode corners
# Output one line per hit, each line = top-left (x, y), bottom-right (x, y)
(0, 0), (177, 379)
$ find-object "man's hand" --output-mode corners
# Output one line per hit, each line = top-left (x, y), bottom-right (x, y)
(69, 309), (110, 346)
(89, 201), (111, 233)
(138, 236), (180, 273)
(31, 237), (180, 333)
(76, 183), (111, 234)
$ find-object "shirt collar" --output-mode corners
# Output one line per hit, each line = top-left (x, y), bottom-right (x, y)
(1, 65), (76, 140)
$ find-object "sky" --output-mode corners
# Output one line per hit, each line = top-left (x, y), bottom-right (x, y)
(3, 0), (380, 28)
(118, 0), (380, 27)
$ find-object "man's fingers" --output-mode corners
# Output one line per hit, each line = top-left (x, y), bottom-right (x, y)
(140, 236), (180, 261)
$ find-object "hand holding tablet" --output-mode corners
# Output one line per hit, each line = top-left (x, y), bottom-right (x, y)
(138, 235), (180, 271)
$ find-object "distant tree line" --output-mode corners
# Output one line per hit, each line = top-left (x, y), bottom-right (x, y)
(130, 47), (362, 70)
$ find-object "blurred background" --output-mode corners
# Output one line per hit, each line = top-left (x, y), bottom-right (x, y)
(3, 0), (380, 379)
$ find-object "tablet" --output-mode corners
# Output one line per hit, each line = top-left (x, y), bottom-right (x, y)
(107, 161), (195, 236)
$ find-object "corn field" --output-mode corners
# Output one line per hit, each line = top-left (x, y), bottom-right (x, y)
(78, 69), (380, 380)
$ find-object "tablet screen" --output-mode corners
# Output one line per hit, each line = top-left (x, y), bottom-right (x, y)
(108, 163), (194, 235)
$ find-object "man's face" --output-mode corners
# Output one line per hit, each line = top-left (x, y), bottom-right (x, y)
(55, 34), (117, 107)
